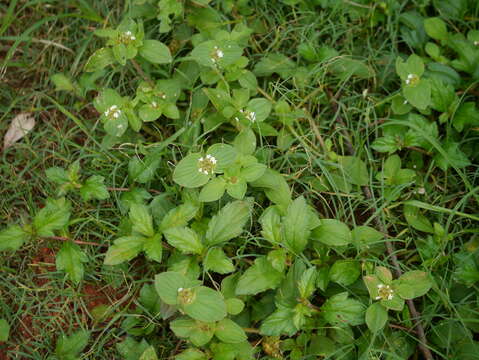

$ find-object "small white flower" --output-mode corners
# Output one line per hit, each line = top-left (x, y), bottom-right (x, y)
(152, 101), (158, 108)
(197, 154), (217, 175)
(205, 154), (217, 164)
(177, 287), (184, 292)
(245, 110), (256, 122)
(417, 187), (426, 195)
(124, 31), (136, 41)
(104, 105), (121, 119)
(474, 41), (479, 46)
(162, 94), (167, 99)
(405, 73), (419, 86)
(376, 283), (394, 301)
(211, 46), (224, 64)
(403, 100), (408, 105)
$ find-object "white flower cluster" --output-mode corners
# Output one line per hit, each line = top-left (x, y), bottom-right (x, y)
(198, 154), (217, 175)
(211, 46), (224, 64)
(376, 283), (394, 301)
(124, 31), (136, 41)
(104, 105), (121, 119)
(240, 109), (256, 122)
(405, 73), (419, 85)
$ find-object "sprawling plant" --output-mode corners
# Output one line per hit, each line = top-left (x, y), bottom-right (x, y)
(3, 0), (479, 359)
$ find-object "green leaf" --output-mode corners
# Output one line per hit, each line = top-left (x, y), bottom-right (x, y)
(329, 260), (360, 286)
(260, 306), (297, 336)
(139, 346), (158, 360)
(154, 271), (194, 305)
(173, 153), (210, 188)
(236, 257), (283, 296)
(298, 267), (317, 298)
(365, 303), (388, 332)
(56, 241), (88, 284)
(381, 292), (405, 311)
(371, 136), (400, 153)
(351, 225), (384, 253)
(33, 198), (71, 237)
(331, 57), (375, 80)
(199, 177), (226, 202)
(338, 156), (369, 186)
(396, 270), (432, 299)
(260, 206), (282, 245)
(253, 53), (295, 78)
(308, 335), (335, 357)
(104, 236), (145, 265)
(171, 318), (215, 347)
(233, 128), (256, 155)
(80, 175), (109, 201)
(175, 349), (207, 360)
(203, 247), (235, 274)
(206, 144), (238, 172)
(403, 79), (431, 110)
(143, 233), (163, 262)
(321, 292), (365, 326)
(282, 196), (311, 253)
(130, 203), (155, 237)
(404, 204), (434, 233)
(117, 337), (151, 360)
(84, 47), (115, 72)
(311, 219), (351, 246)
(424, 17), (448, 40)
(51, 73), (75, 92)
(55, 330), (90, 359)
(46, 167), (69, 184)
(376, 266), (393, 284)
(396, 54), (425, 80)
(246, 98), (272, 122)
(128, 154), (162, 184)
(180, 286), (227, 322)
(160, 202), (198, 230)
(0, 225), (29, 251)
(139, 40), (172, 64)
(120, 188), (152, 212)
(191, 40), (243, 68)
(241, 162), (266, 182)
(453, 102), (479, 132)
(250, 168), (292, 208)
(0, 319), (10, 342)
(205, 200), (251, 246)
(164, 227), (203, 254)
(434, 141), (471, 171)
(225, 298), (244, 315)
(139, 103), (162, 122)
(226, 178), (247, 199)
(215, 319), (247, 343)
(430, 78), (456, 113)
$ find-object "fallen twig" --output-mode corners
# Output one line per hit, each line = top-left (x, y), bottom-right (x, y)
(47, 236), (106, 247)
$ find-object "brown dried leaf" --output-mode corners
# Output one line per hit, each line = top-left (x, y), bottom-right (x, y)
(3, 113), (35, 150)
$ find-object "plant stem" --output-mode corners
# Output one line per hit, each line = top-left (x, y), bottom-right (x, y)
(47, 236), (105, 247)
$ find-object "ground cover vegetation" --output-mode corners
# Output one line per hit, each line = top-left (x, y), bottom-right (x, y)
(1, 0), (479, 358)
